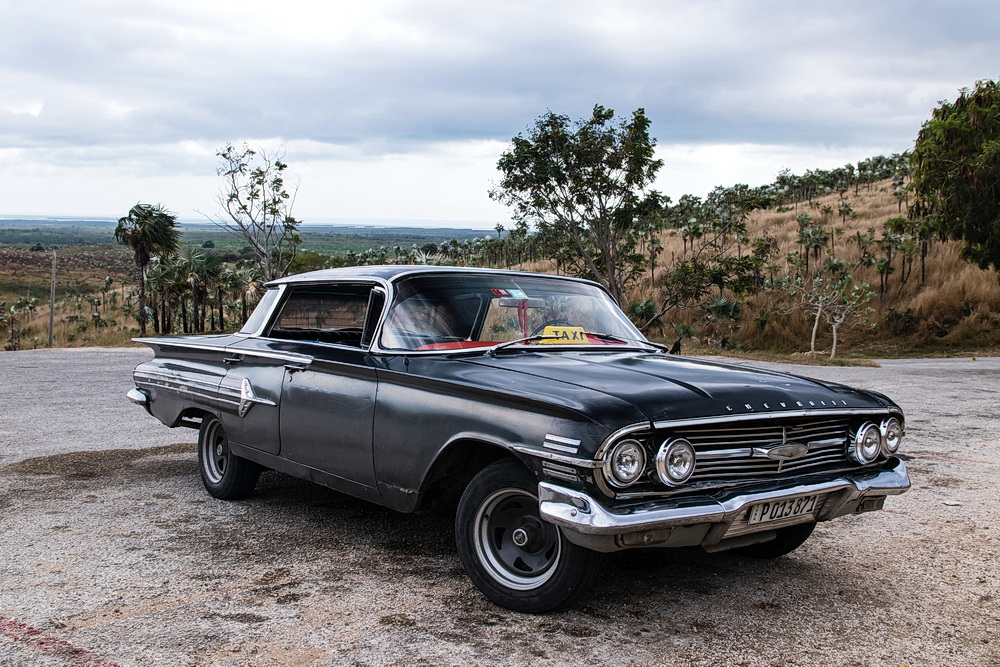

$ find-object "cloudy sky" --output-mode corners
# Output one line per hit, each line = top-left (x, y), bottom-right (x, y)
(1, 1), (996, 229)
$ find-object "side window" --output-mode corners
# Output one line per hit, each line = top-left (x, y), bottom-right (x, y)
(238, 287), (280, 335)
(267, 285), (373, 347)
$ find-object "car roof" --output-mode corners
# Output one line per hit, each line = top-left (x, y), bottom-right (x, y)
(264, 265), (604, 289)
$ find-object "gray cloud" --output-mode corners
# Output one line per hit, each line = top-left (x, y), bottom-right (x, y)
(1, 0), (997, 218)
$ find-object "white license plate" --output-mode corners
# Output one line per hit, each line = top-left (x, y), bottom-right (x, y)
(747, 495), (819, 526)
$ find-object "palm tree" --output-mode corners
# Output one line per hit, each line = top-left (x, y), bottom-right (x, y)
(232, 265), (262, 323)
(115, 203), (180, 336)
(144, 260), (168, 334)
(175, 247), (223, 332)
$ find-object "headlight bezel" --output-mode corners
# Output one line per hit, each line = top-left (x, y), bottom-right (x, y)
(603, 438), (647, 488)
(881, 416), (904, 455)
(851, 422), (883, 464)
(655, 438), (697, 487)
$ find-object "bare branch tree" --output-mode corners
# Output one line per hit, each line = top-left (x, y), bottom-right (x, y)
(211, 143), (301, 282)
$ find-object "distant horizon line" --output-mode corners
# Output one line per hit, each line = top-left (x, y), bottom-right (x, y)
(0, 214), (506, 231)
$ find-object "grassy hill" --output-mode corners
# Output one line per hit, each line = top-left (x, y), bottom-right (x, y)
(3, 181), (1000, 356)
(523, 179), (1000, 358)
(734, 184), (1000, 356)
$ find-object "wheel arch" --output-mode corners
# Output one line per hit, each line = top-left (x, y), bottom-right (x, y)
(170, 406), (220, 429)
(414, 438), (530, 512)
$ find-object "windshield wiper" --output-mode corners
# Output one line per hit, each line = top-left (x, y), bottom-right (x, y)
(485, 334), (558, 356)
(581, 332), (671, 352)
(484, 332), (666, 357)
(578, 332), (673, 353)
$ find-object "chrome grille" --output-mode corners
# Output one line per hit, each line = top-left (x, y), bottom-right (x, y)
(667, 417), (851, 482)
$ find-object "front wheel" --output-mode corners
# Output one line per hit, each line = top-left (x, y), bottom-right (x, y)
(455, 459), (603, 613)
(197, 416), (261, 500)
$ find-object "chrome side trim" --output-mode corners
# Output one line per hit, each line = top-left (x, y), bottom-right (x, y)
(223, 347), (315, 364)
(543, 434), (581, 454)
(216, 381), (243, 409)
(538, 457), (910, 538)
(509, 444), (603, 469)
(133, 339), (230, 354)
(541, 461), (579, 483)
(133, 370), (222, 403)
(133, 337), (314, 365)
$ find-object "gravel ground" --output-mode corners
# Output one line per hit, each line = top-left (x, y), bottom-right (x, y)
(0, 348), (997, 666)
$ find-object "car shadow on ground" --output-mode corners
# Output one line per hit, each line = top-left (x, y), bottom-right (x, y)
(2, 446), (857, 625)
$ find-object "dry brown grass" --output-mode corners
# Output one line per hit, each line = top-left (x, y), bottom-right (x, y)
(505, 181), (1000, 356)
(0, 246), (131, 302)
(0, 245), (136, 349)
(7, 296), (139, 350)
(623, 181), (1000, 356)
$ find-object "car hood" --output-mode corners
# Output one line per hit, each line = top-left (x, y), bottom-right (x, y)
(460, 350), (892, 424)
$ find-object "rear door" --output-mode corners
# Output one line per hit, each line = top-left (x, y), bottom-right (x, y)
(264, 283), (383, 490)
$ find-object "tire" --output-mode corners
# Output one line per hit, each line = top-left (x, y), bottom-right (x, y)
(197, 416), (261, 500)
(455, 459), (603, 613)
(733, 521), (816, 559)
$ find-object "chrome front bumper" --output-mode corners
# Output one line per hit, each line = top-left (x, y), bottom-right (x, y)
(538, 457), (910, 552)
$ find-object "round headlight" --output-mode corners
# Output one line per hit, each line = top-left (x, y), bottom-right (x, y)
(656, 438), (696, 486)
(852, 423), (882, 463)
(604, 439), (646, 488)
(881, 417), (903, 454)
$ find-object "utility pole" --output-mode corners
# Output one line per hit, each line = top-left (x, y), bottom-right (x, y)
(48, 249), (56, 348)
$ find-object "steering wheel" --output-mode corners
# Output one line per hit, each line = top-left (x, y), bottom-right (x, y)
(530, 319), (573, 336)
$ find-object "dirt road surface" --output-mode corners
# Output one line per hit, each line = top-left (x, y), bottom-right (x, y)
(1, 348), (997, 666)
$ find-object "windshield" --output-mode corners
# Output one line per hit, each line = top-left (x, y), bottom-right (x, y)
(379, 273), (644, 351)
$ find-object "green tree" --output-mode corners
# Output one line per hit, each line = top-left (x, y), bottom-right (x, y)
(490, 105), (664, 303)
(910, 80), (1000, 271)
(213, 143), (301, 281)
(114, 202), (181, 337)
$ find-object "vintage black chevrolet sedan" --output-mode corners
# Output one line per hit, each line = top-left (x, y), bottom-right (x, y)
(129, 266), (910, 612)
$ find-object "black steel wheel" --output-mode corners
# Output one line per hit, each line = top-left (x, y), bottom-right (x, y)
(197, 416), (260, 500)
(733, 521), (816, 559)
(455, 459), (603, 613)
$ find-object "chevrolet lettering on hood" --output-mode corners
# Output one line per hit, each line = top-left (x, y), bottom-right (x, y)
(128, 266), (910, 613)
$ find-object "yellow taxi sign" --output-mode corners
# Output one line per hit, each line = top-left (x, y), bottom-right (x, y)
(538, 326), (589, 344)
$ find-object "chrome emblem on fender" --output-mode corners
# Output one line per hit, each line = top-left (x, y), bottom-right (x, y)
(239, 378), (276, 417)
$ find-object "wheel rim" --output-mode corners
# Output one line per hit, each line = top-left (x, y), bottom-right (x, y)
(200, 419), (228, 484)
(474, 487), (561, 591)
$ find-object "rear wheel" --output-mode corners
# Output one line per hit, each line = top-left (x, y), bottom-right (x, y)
(197, 416), (260, 500)
(733, 521), (816, 559)
(455, 459), (603, 613)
